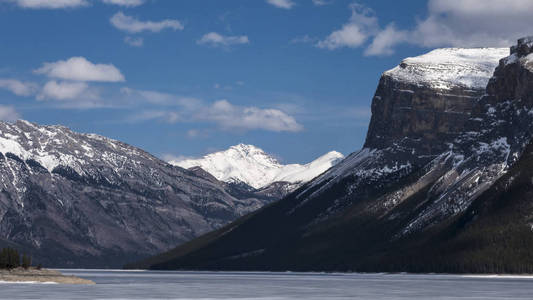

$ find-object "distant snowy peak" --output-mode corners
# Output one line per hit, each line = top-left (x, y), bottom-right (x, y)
(385, 48), (509, 90)
(170, 144), (344, 189)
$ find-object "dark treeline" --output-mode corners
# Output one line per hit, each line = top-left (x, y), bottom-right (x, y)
(0, 247), (32, 270)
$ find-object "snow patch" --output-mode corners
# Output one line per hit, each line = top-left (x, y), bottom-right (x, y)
(385, 48), (509, 90)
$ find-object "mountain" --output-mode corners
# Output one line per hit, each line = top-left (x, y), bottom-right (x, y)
(0, 121), (276, 268)
(169, 144), (344, 189)
(129, 42), (533, 273)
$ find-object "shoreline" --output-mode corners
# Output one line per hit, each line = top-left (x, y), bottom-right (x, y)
(0, 268), (95, 285)
(57, 268), (533, 278)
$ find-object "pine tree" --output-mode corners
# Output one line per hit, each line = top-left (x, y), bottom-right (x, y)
(7, 248), (20, 269)
(0, 248), (21, 269)
(0, 248), (7, 269)
(22, 254), (31, 269)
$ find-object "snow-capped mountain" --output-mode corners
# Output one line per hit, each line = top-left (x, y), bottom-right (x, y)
(0, 121), (276, 267)
(137, 42), (533, 273)
(169, 144), (344, 189)
(385, 48), (509, 90)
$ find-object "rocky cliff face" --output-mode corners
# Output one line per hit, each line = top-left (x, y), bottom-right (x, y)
(0, 121), (273, 267)
(365, 48), (508, 155)
(135, 42), (533, 273)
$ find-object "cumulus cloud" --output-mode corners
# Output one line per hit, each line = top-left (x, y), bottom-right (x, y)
(9, 0), (89, 9)
(101, 0), (144, 7)
(37, 81), (90, 101)
(198, 100), (303, 132)
(315, 0), (533, 56)
(0, 79), (37, 96)
(197, 32), (250, 48)
(266, 0), (295, 9)
(110, 12), (184, 33)
(409, 0), (533, 48)
(317, 3), (378, 50)
(364, 24), (408, 56)
(124, 36), (144, 47)
(362, 0), (533, 55)
(34, 57), (125, 82)
(0, 105), (21, 122)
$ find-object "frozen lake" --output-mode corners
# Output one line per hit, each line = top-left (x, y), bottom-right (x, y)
(1, 269), (533, 299)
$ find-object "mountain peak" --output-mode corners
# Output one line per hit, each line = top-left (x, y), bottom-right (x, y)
(384, 47), (509, 90)
(227, 143), (279, 163)
(170, 145), (344, 189)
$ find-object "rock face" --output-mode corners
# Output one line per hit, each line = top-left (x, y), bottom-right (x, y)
(0, 121), (274, 268)
(133, 43), (533, 273)
(365, 48), (508, 155)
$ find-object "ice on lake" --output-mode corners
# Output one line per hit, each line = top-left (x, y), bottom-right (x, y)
(1, 269), (533, 299)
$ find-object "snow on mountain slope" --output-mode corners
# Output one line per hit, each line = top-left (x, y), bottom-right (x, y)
(385, 48), (509, 90)
(0, 120), (276, 267)
(169, 144), (344, 189)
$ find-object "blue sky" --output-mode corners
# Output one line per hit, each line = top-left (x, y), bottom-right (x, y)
(0, 0), (530, 163)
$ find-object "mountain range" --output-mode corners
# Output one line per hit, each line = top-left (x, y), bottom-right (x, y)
(0, 121), (342, 267)
(170, 144), (344, 189)
(0, 122), (286, 267)
(129, 39), (533, 273)
(4, 36), (533, 273)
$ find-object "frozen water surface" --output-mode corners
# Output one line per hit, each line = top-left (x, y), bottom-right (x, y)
(1, 270), (533, 299)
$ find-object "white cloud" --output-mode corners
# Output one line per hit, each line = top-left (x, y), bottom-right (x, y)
(314, 0), (533, 56)
(197, 32), (250, 48)
(197, 100), (303, 132)
(410, 0), (533, 48)
(364, 24), (408, 56)
(266, 0), (295, 9)
(0, 105), (21, 122)
(124, 36), (144, 47)
(110, 12), (184, 33)
(0, 79), (37, 96)
(101, 0), (144, 7)
(37, 81), (90, 101)
(34, 57), (125, 82)
(317, 3), (378, 50)
(125, 88), (303, 133)
(10, 0), (88, 9)
(362, 0), (533, 56)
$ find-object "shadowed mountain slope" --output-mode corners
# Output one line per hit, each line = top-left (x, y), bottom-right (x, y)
(129, 41), (533, 273)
